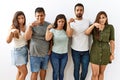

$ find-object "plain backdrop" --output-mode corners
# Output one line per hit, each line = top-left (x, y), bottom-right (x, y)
(0, 0), (120, 80)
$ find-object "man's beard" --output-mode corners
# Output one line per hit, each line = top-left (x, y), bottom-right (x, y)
(76, 14), (82, 18)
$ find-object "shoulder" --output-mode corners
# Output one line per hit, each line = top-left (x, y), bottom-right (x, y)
(50, 28), (55, 32)
(44, 21), (51, 26)
(107, 24), (114, 29)
(82, 18), (91, 23)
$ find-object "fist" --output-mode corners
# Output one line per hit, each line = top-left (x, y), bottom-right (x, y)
(11, 29), (19, 39)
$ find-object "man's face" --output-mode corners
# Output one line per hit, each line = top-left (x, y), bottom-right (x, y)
(75, 6), (84, 18)
(35, 12), (45, 24)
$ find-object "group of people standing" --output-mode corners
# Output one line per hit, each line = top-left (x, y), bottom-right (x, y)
(6, 3), (115, 80)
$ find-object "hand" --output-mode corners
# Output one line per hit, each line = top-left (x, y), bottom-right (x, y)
(11, 29), (19, 33)
(68, 18), (75, 24)
(47, 24), (54, 30)
(11, 29), (19, 38)
(29, 21), (40, 28)
(48, 50), (52, 55)
(93, 23), (100, 28)
(110, 54), (114, 62)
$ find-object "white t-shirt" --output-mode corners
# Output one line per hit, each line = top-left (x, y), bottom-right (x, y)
(13, 31), (27, 48)
(70, 19), (90, 51)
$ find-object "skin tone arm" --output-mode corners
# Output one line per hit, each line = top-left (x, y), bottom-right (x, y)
(85, 23), (100, 35)
(45, 24), (53, 41)
(24, 21), (39, 40)
(48, 40), (53, 55)
(66, 18), (74, 37)
(24, 24), (32, 40)
(6, 26), (19, 43)
(110, 40), (115, 61)
(6, 28), (14, 43)
(45, 24), (54, 55)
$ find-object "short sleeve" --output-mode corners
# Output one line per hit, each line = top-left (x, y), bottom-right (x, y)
(70, 22), (74, 29)
(109, 25), (115, 41)
(50, 28), (54, 33)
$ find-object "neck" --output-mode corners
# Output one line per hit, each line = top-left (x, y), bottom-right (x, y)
(75, 17), (82, 20)
(56, 26), (63, 30)
(19, 24), (24, 28)
(38, 20), (44, 25)
(99, 24), (105, 31)
(19, 25), (25, 32)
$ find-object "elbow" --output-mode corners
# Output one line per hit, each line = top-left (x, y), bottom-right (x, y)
(85, 32), (89, 35)
(45, 37), (51, 41)
(66, 31), (72, 37)
(67, 34), (72, 37)
(24, 36), (29, 41)
(6, 39), (11, 44)
(110, 40), (115, 45)
(45, 33), (53, 41)
(84, 31), (90, 35)
(45, 35), (52, 41)
(24, 35), (31, 41)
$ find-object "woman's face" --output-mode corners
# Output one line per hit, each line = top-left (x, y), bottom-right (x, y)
(17, 15), (25, 25)
(99, 14), (107, 25)
(57, 18), (65, 28)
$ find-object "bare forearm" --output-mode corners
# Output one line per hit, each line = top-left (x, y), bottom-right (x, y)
(6, 30), (13, 43)
(45, 29), (53, 41)
(85, 24), (95, 35)
(66, 22), (73, 37)
(110, 40), (115, 55)
(24, 26), (32, 40)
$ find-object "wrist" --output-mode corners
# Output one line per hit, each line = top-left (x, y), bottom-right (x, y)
(111, 53), (114, 56)
(92, 24), (95, 27)
(10, 30), (13, 36)
(28, 25), (33, 29)
(47, 28), (51, 31)
(67, 22), (71, 25)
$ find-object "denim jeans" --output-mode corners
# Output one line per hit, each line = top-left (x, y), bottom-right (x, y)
(71, 49), (90, 80)
(50, 52), (68, 80)
(30, 55), (49, 72)
(11, 45), (28, 66)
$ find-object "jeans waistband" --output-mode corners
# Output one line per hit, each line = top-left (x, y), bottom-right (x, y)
(14, 45), (27, 50)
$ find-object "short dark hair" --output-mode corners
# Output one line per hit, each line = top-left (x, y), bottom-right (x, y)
(74, 3), (84, 11)
(35, 7), (45, 14)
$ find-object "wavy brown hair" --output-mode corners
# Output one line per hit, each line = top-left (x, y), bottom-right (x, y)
(12, 11), (26, 31)
(94, 11), (108, 40)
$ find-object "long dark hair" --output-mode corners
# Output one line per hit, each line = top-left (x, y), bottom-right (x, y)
(94, 11), (108, 40)
(53, 14), (67, 31)
(12, 11), (26, 31)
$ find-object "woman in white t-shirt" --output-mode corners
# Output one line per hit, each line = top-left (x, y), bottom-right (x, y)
(6, 11), (28, 80)
(45, 14), (69, 80)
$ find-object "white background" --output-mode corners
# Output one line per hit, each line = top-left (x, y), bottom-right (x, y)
(0, 0), (120, 80)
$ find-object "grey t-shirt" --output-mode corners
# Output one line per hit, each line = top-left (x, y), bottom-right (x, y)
(30, 21), (50, 57)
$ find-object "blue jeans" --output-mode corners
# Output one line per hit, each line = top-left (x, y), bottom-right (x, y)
(30, 55), (49, 72)
(71, 49), (90, 80)
(50, 52), (68, 80)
